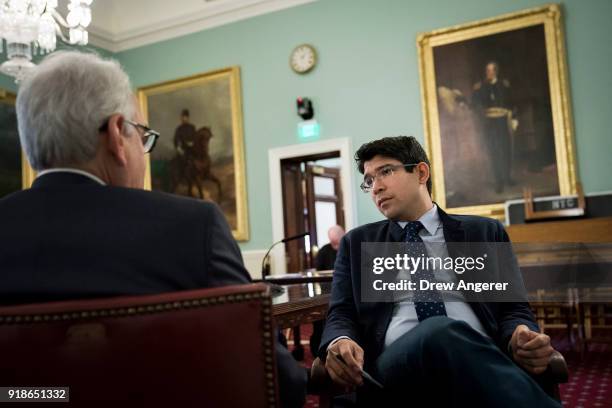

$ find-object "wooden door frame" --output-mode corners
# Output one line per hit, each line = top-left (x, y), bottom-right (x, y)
(305, 164), (345, 250)
(280, 160), (307, 273)
(268, 138), (357, 275)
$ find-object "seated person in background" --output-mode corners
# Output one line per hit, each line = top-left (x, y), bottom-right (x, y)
(311, 225), (346, 355)
(315, 225), (345, 271)
(319, 136), (560, 406)
(0, 51), (305, 408)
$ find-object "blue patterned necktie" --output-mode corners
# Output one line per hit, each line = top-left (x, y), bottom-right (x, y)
(404, 221), (447, 322)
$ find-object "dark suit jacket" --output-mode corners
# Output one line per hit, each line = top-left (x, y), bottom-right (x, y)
(319, 206), (539, 369)
(315, 243), (338, 271)
(0, 172), (306, 407)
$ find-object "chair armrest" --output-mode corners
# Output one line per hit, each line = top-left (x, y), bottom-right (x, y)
(308, 357), (349, 394)
(308, 357), (349, 408)
(308, 357), (333, 394)
(547, 350), (569, 383)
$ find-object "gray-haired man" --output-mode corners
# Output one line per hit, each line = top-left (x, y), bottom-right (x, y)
(0, 51), (306, 407)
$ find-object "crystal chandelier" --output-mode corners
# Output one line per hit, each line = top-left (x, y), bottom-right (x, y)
(0, 0), (94, 82)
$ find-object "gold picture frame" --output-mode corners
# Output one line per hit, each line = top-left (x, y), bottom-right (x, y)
(0, 88), (36, 193)
(137, 67), (249, 241)
(417, 4), (578, 220)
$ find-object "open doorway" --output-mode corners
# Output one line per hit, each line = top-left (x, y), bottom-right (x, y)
(281, 152), (345, 272)
(268, 138), (356, 276)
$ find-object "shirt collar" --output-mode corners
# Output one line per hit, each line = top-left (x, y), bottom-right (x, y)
(36, 168), (107, 186)
(397, 204), (441, 236)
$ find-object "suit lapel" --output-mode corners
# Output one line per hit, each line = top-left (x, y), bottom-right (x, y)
(366, 221), (402, 355)
(437, 206), (495, 336)
(386, 220), (405, 242)
(439, 207), (471, 277)
(438, 205), (465, 245)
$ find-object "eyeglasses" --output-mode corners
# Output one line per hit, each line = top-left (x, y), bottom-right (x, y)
(99, 119), (160, 154)
(124, 119), (160, 154)
(360, 163), (419, 193)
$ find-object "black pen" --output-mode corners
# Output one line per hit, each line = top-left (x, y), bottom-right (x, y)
(329, 350), (384, 389)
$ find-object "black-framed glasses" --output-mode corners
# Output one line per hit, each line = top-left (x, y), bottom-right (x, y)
(99, 119), (160, 154)
(124, 119), (160, 154)
(360, 163), (419, 193)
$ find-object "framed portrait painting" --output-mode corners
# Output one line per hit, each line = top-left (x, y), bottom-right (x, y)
(138, 67), (249, 241)
(0, 89), (36, 197)
(417, 4), (578, 220)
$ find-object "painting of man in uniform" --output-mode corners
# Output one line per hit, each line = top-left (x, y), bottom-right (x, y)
(146, 77), (237, 230)
(0, 94), (21, 198)
(433, 24), (559, 208)
(172, 109), (222, 201)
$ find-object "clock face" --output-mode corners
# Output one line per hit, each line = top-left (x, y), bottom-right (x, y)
(290, 44), (316, 74)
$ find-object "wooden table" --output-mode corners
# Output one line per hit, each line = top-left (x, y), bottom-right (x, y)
(258, 270), (333, 286)
(272, 281), (332, 329)
(269, 280), (332, 360)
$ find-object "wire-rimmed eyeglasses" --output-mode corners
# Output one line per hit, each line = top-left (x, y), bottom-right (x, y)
(123, 119), (160, 154)
(99, 119), (160, 154)
(360, 163), (419, 193)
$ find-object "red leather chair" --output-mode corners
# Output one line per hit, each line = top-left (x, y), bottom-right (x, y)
(0, 283), (279, 407)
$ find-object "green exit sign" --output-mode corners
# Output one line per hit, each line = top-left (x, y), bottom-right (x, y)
(297, 120), (320, 139)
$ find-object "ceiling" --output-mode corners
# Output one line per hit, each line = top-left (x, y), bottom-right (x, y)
(75, 0), (317, 52)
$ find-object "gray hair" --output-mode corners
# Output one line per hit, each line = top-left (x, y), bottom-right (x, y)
(16, 51), (135, 170)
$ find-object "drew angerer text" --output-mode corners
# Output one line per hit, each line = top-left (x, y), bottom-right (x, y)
(372, 279), (508, 293)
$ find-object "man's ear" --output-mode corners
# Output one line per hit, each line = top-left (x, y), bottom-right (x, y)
(417, 162), (430, 186)
(103, 114), (128, 167)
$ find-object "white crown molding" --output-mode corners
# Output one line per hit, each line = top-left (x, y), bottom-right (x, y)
(88, 29), (116, 52)
(88, 0), (317, 53)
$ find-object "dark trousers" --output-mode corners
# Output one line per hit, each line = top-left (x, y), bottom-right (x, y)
(355, 317), (560, 407)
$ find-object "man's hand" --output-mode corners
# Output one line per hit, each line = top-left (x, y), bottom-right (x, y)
(510, 325), (554, 375)
(325, 338), (364, 391)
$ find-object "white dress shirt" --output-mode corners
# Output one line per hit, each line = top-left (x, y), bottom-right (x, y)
(384, 204), (488, 348)
(36, 168), (106, 186)
(328, 204), (489, 351)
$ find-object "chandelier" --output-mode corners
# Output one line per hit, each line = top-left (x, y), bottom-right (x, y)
(0, 0), (94, 82)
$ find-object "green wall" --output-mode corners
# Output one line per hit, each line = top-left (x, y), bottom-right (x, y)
(0, 75), (16, 94)
(5, 0), (609, 250)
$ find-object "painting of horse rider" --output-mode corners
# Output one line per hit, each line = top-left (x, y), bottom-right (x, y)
(138, 67), (249, 241)
(172, 109), (222, 201)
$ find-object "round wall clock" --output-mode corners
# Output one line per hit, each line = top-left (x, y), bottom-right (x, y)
(290, 44), (317, 74)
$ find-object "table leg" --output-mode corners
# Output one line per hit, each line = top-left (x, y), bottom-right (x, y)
(291, 325), (304, 361)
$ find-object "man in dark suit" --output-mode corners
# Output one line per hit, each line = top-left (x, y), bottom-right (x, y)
(472, 61), (517, 193)
(0, 51), (305, 408)
(319, 136), (560, 406)
(315, 225), (346, 271)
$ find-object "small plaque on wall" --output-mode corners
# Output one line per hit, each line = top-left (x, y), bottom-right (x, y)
(505, 191), (612, 225)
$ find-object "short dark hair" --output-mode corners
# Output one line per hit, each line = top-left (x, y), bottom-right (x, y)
(181, 109), (190, 117)
(355, 136), (432, 195)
